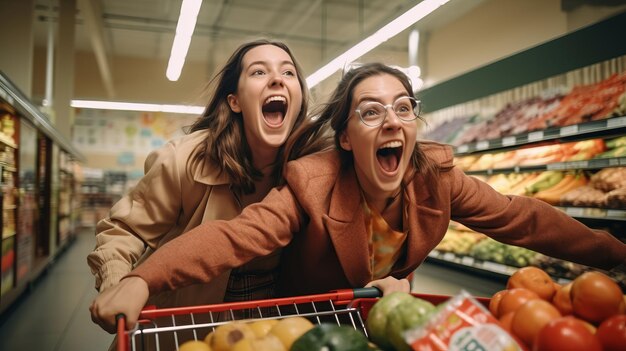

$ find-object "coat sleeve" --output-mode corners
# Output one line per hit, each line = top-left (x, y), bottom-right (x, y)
(447, 166), (626, 270)
(126, 184), (304, 295)
(86, 142), (183, 292)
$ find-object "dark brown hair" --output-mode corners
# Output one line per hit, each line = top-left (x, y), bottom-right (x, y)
(285, 62), (436, 178)
(187, 39), (309, 193)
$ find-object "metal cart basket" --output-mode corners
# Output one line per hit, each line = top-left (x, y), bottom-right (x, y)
(116, 289), (490, 351)
(116, 288), (383, 351)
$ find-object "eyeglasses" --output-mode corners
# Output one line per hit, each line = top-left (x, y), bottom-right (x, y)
(354, 96), (421, 127)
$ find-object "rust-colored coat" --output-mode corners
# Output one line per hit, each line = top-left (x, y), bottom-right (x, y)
(131, 142), (626, 296)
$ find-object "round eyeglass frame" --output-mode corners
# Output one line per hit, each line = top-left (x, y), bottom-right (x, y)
(354, 96), (422, 127)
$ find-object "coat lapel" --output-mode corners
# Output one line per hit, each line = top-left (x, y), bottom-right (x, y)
(391, 172), (445, 278)
(323, 165), (373, 287)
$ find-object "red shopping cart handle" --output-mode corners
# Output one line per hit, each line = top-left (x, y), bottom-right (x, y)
(116, 314), (127, 350)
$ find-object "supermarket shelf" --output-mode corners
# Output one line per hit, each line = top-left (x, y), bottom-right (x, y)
(1, 231), (16, 239)
(454, 116), (626, 156)
(464, 156), (626, 175)
(556, 206), (626, 221)
(0, 133), (17, 149)
(426, 250), (572, 285)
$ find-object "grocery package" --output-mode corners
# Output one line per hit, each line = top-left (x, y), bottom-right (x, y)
(403, 290), (524, 351)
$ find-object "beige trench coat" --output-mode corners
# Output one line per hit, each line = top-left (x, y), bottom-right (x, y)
(87, 129), (279, 310)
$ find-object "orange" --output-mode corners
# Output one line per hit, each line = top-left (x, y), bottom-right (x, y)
(570, 271), (623, 324)
(489, 290), (507, 318)
(552, 282), (573, 315)
(507, 266), (556, 301)
(498, 288), (540, 317)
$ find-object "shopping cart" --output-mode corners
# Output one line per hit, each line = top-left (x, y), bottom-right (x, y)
(116, 288), (490, 351)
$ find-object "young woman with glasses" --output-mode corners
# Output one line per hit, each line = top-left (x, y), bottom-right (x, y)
(90, 63), (626, 333)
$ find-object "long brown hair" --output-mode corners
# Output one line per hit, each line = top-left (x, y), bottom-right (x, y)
(285, 62), (436, 178)
(187, 39), (309, 193)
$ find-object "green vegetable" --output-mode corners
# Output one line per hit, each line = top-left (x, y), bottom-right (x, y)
(386, 299), (436, 351)
(290, 324), (370, 351)
(365, 292), (416, 350)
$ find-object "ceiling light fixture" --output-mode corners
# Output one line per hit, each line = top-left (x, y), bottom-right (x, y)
(166, 0), (203, 81)
(71, 99), (204, 114)
(306, 0), (451, 88)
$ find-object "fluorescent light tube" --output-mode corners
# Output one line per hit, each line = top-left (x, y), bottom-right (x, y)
(71, 99), (204, 114)
(306, 0), (450, 88)
(166, 0), (203, 81)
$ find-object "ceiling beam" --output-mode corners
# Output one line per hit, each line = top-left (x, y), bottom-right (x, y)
(77, 0), (115, 98)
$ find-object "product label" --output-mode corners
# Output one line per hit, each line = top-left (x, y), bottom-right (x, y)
(528, 131), (544, 142)
(502, 136), (516, 147)
(406, 294), (525, 351)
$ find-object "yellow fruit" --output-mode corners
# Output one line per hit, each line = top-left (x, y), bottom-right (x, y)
(269, 316), (314, 349)
(178, 340), (212, 351)
(203, 332), (214, 345)
(231, 334), (286, 351)
(210, 322), (256, 351)
(248, 319), (279, 338)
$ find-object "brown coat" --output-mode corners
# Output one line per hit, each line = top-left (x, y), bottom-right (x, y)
(131, 142), (626, 296)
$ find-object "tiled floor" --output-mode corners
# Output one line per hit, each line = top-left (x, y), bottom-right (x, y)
(0, 228), (504, 350)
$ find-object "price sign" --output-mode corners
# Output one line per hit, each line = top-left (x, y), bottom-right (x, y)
(502, 136), (516, 147)
(443, 252), (456, 261)
(559, 125), (579, 136)
(547, 163), (566, 170)
(461, 256), (475, 266)
(476, 141), (489, 150)
(607, 209), (626, 218)
(528, 131), (544, 142)
(482, 261), (510, 274)
(566, 207), (585, 217)
(457, 145), (469, 153)
(607, 117), (626, 128)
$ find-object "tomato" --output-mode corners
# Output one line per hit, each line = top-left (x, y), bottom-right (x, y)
(498, 312), (514, 333)
(533, 316), (602, 351)
(596, 314), (626, 351)
(551, 282), (573, 315)
(489, 290), (507, 318)
(571, 271), (623, 324)
(498, 288), (540, 317)
(511, 299), (561, 347)
(507, 266), (556, 301)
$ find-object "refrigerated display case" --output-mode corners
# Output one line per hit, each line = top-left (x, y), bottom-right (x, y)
(0, 71), (84, 314)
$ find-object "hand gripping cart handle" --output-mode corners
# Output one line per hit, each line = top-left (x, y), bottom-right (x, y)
(116, 287), (382, 351)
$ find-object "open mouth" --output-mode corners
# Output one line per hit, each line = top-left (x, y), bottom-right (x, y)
(262, 96), (287, 126)
(376, 141), (403, 173)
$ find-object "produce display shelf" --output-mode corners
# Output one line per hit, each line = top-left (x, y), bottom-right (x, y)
(426, 250), (572, 285)
(556, 206), (626, 221)
(463, 156), (626, 175)
(454, 116), (626, 156)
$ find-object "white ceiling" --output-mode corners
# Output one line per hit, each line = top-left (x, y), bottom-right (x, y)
(33, 0), (486, 83)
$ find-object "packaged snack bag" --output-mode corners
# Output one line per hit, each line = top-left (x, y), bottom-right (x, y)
(404, 290), (526, 351)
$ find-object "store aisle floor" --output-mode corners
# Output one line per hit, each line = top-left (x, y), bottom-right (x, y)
(0, 228), (114, 351)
